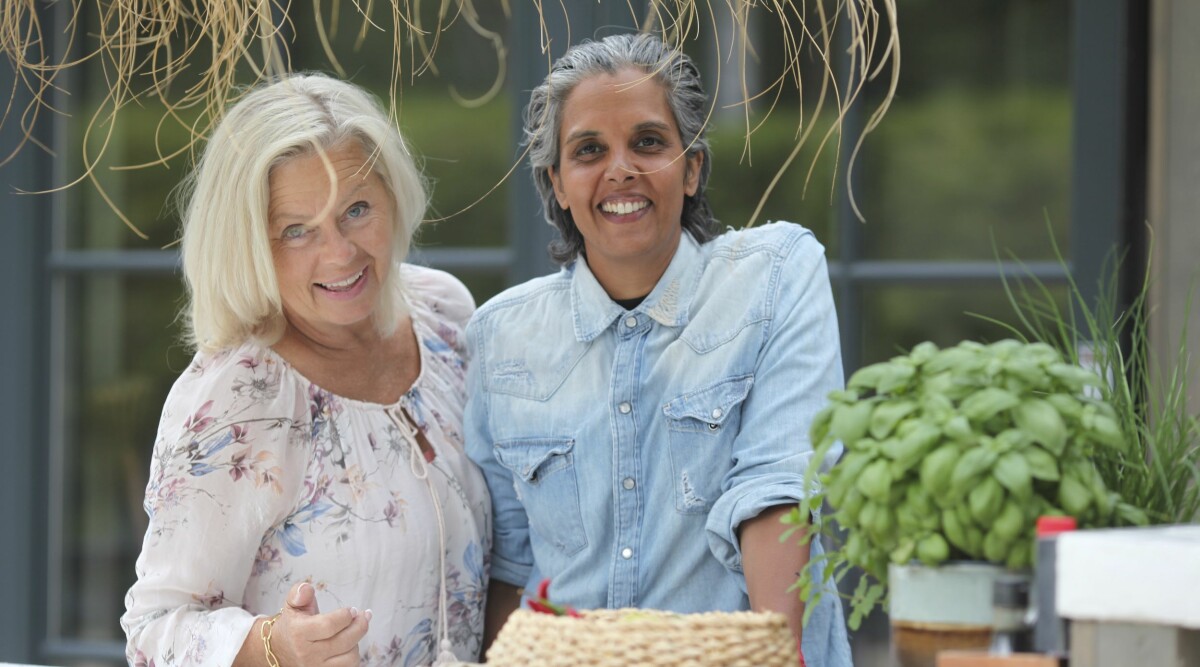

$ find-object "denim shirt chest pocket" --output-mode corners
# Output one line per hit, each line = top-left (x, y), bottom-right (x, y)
(662, 374), (754, 514)
(492, 437), (588, 555)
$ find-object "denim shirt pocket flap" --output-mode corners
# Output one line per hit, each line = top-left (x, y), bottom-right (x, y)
(493, 437), (576, 483)
(662, 374), (755, 431)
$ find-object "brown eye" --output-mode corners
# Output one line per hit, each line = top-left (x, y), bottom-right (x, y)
(575, 142), (601, 157)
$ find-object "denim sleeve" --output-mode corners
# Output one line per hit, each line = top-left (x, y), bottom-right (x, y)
(464, 314), (535, 587)
(705, 231), (845, 574)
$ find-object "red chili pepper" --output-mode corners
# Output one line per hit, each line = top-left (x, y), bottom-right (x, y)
(527, 578), (582, 617)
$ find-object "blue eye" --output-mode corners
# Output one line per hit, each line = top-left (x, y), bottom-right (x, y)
(281, 225), (307, 241)
(346, 202), (369, 219)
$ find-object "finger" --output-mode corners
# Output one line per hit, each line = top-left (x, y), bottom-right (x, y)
(291, 605), (362, 642)
(286, 581), (320, 616)
(322, 640), (364, 667)
(322, 608), (371, 656)
(275, 607), (362, 666)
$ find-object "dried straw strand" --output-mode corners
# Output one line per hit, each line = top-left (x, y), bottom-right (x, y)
(0, 0), (899, 235)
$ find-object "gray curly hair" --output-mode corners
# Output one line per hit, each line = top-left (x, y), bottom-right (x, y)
(523, 33), (718, 264)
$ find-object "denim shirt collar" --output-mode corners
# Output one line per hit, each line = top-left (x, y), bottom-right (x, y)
(571, 231), (703, 342)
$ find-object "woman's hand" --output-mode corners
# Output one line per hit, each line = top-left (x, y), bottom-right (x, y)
(236, 581), (371, 667)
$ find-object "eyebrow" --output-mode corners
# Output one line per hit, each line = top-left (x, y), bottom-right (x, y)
(562, 120), (674, 146)
(634, 120), (673, 134)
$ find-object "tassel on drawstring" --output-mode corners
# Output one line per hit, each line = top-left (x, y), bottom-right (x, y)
(432, 638), (458, 666)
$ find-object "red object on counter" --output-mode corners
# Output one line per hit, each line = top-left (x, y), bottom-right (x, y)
(1035, 515), (1076, 537)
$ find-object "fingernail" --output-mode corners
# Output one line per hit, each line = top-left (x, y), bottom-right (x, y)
(350, 607), (359, 618)
(292, 582), (309, 603)
(365, 609), (373, 621)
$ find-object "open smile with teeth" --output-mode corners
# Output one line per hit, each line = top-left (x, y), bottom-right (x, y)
(600, 200), (649, 216)
(317, 268), (366, 291)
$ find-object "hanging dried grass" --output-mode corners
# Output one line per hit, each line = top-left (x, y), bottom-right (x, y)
(0, 0), (897, 235)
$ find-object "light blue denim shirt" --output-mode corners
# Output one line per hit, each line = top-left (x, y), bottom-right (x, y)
(465, 222), (852, 666)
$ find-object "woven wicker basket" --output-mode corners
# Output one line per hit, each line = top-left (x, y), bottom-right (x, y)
(485, 608), (799, 667)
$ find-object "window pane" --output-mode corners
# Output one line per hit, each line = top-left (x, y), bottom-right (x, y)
(61, 91), (190, 249)
(689, 10), (843, 245)
(61, 1), (514, 254)
(706, 118), (839, 245)
(854, 0), (1072, 261)
(401, 93), (511, 250)
(55, 275), (189, 645)
(284, 0), (514, 253)
(858, 282), (1070, 367)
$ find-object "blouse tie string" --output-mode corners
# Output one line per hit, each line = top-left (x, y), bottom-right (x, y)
(391, 408), (457, 667)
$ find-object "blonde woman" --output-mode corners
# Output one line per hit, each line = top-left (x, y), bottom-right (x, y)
(121, 74), (490, 667)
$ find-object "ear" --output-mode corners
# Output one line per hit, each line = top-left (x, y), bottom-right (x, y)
(683, 150), (703, 197)
(548, 166), (570, 210)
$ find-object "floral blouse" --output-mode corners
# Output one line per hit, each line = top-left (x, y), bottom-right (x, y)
(122, 265), (491, 667)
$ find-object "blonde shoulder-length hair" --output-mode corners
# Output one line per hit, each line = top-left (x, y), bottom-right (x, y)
(179, 73), (427, 353)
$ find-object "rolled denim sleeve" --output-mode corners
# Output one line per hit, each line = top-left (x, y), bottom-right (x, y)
(463, 314), (535, 587)
(705, 230), (845, 574)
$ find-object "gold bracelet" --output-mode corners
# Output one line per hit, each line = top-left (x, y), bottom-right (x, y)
(260, 611), (282, 667)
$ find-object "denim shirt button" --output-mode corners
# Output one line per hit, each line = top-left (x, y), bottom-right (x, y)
(711, 408), (723, 419)
(622, 477), (635, 490)
(621, 547), (633, 559)
(624, 316), (638, 328)
(618, 402), (632, 414)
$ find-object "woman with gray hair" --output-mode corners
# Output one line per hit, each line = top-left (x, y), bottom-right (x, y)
(465, 33), (852, 665)
(122, 74), (490, 667)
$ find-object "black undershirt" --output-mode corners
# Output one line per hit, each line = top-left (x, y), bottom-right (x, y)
(613, 295), (648, 311)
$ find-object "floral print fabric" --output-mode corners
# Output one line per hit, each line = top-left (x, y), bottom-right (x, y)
(122, 265), (491, 667)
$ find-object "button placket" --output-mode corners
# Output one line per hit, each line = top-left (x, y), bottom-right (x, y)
(609, 306), (645, 608)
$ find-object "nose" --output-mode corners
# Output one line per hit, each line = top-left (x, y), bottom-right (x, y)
(605, 148), (636, 183)
(321, 224), (357, 264)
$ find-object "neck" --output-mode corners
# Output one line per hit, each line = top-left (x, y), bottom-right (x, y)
(276, 317), (388, 362)
(587, 239), (680, 301)
(272, 314), (419, 405)
(592, 267), (663, 301)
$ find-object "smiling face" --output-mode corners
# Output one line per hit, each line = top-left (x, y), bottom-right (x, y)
(268, 141), (396, 343)
(548, 67), (703, 297)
